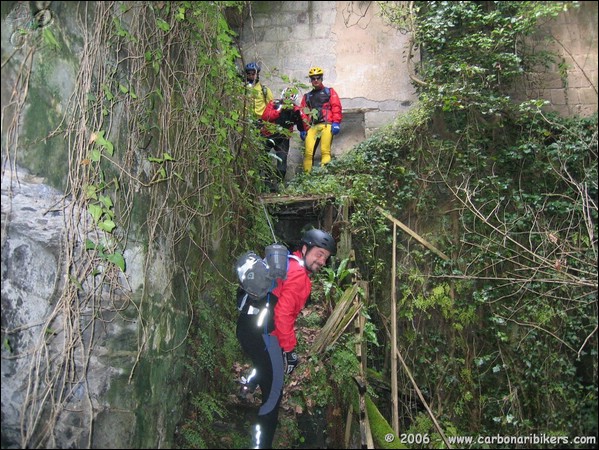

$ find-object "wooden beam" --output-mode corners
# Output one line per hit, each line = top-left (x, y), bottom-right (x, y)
(376, 206), (450, 261)
(391, 223), (399, 436)
(259, 193), (335, 204)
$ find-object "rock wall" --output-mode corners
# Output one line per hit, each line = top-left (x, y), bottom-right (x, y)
(1, 165), (189, 449)
(1, 3), (191, 448)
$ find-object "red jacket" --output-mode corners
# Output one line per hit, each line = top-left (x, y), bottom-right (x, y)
(271, 250), (312, 352)
(261, 100), (307, 137)
(300, 86), (342, 126)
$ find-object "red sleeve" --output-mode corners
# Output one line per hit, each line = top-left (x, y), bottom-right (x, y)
(261, 101), (281, 122)
(329, 88), (343, 124)
(271, 257), (311, 352)
(293, 107), (308, 132)
(299, 94), (311, 130)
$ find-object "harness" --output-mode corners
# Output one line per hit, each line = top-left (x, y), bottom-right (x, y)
(305, 87), (330, 108)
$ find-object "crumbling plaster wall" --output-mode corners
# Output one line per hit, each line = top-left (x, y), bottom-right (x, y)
(239, 1), (417, 176)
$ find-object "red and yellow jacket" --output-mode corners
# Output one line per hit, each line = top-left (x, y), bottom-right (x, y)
(271, 250), (311, 352)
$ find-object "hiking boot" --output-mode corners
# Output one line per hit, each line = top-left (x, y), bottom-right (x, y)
(237, 368), (257, 401)
(237, 383), (255, 401)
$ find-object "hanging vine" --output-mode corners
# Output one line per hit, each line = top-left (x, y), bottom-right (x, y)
(2, 1), (262, 448)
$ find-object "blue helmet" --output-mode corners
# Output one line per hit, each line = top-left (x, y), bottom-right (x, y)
(245, 62), (261, 73)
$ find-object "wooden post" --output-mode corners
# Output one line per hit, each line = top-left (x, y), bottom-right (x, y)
(324, 201), (334, 231)
(354, 303), (374, 449)
(391, 223), (399, 436)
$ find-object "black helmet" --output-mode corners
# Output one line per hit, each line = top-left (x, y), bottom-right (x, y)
(301, 229), (336, 255)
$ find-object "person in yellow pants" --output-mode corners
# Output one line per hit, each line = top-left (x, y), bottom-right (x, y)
(299, 67), (343, 173)
(303, 123), (333, 172)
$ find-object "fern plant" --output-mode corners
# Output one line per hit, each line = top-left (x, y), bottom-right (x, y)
(321, 257), (358, 306)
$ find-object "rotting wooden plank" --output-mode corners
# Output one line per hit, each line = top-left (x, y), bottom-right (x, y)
(345, 404), (354, 448)
(355, 307), (374, 448)
(311, 284), (361, 355)
(259, 193), (335, 205)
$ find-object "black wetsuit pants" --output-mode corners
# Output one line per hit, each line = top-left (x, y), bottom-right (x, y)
(236, 312), (285, 448)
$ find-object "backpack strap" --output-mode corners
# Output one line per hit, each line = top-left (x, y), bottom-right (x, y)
(237, 291), (249, 312)
(288, 254), (305, 267)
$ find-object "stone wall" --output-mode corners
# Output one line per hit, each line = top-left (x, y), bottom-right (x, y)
(1, 3), (191, 448)
(1, 167), (188, 448)
(516, 1), (598, 117)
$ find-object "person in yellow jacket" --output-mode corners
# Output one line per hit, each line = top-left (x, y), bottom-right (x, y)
(245, 62), (274, 119)
(299, 67), (343, 172)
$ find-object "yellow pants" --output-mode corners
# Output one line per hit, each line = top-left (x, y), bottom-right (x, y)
(304, 123), (333, 172)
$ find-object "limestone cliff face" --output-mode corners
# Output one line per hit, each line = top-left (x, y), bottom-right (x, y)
(1, 2), (190, 448)
(1, 165), (187, 449)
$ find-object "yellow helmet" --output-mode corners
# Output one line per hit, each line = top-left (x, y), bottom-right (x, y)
(308, 67), (324, 77)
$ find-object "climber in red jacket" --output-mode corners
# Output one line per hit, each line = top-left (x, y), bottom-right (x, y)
(299, 66), (343, 173)
(236, 228), (337, 449)
(261, 87), (308, 189)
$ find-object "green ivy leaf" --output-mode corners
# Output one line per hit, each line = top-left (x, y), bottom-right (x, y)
(90, 148), (101, 162)
(99, 194), (113, 209)
(156, 18), (170, 32)
(99, 219), (116, 233)
(88, 204), (102, 223)
(106, 252), (126, 272)
(43, 28), (60, 50)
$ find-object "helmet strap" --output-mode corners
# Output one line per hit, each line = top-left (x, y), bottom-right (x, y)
(301, 246), (316, 272)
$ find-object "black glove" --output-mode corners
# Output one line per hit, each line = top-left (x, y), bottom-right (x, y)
(283, 351), (299, 374)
